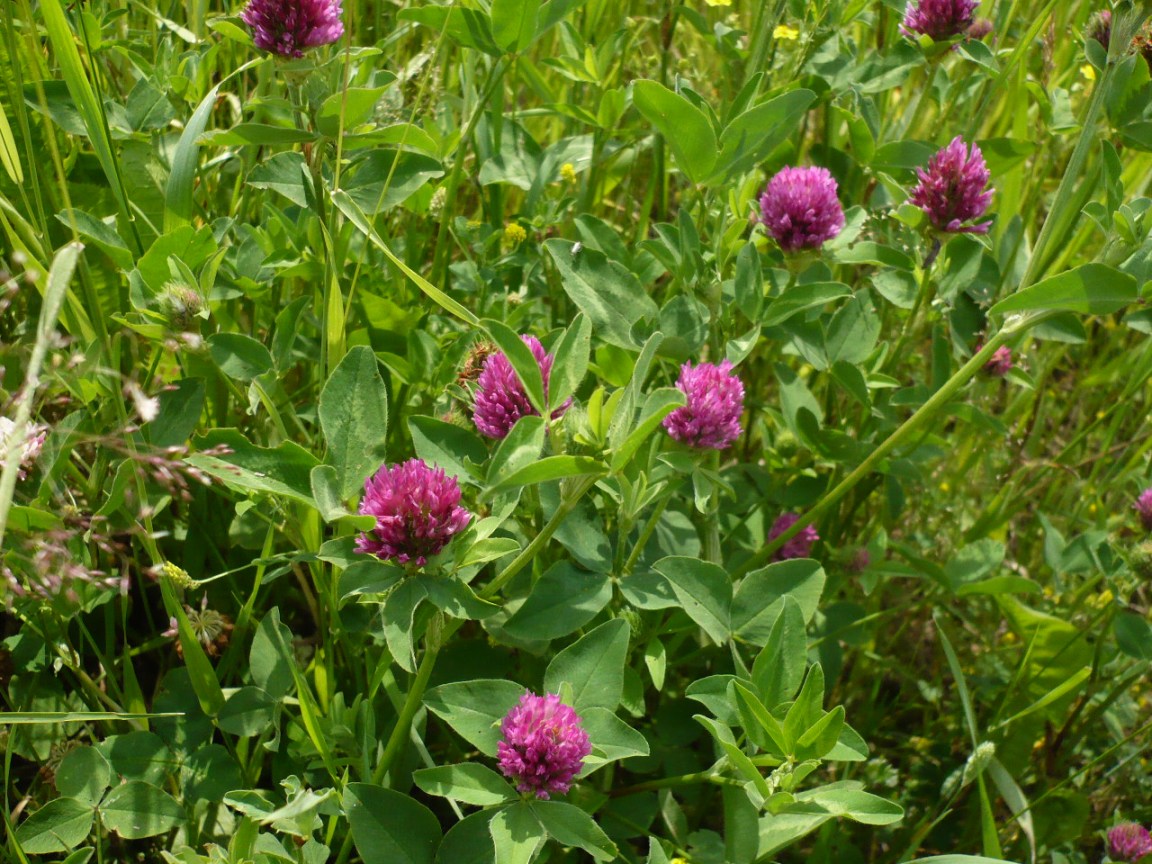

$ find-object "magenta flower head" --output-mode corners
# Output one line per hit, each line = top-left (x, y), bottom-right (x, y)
(1135, 489), (1152, 532)
(473, 335), (571, 440)
(901, 0), (979, 40)
(769, 513), (820, 561)
(982, 345), (1013, 377)
(497, 692), (592, 799)
(355, 459), (471, 566)
(759, 166), (845, 252)
(1088, 10), (1112, 49)
(663, 360), (745, 450)
(910, 136), (994, 234)
(1108, 823), (1152, 862)
(241, 0), (344, 58)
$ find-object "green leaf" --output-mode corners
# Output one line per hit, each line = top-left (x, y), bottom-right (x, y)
(414, 764), (517, 806)
(488, 455), (607, 493)
(751, 596), (808, 705)
(548, 313), (592, 412)
(318, 345), (389, 498)
(708, 89), (815, 184)
(731, 680), (789, 756)
(733, 559), (826, 634)
(409, 415), (488, 486)
(652, 557), (732, 644)
(544, 240), (658, 349)
(783, 665), (825, 751)
(166, 85), (219, 232)
(332, 190), (480, 326)
(490, 0), (541, 52)
(424, 680), (527, 757)
(581, 707), (651, 765)
(316, 86), (388, 137)
(531, 801), (617, 861)
(438, 811), (497, 864)
(490, 803), (544, 864)
(795, 786), (904, 825)
(207, 333), (274, 382)
(632, 80), (717, 184)
(15, 797), (94, 853)
(187, 429), (319, 505)
(251, 608), (295, 700)
(99, 781), (185, 839)
(56, 746), (111, 805)
(609, 387), (685, 471)
(398, 6), (502, 55)
(217, 686), (276, 736)
(544, 618), (631, 712)
(486, 416), (546, 488)
(482, 319), (547, 414)
(344, 783), (442, 864)
(159, 577), (225, 717)
(989, 264), (1138, 316)
(503, 563), (611, 641)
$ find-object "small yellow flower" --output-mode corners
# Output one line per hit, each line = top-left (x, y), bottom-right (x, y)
(774, 23), (800, 40)
(466, 219), (483, 229)
(1081, 64), (1097, 81)
(560, 162), (577, 183)
(703, 0), (731, 6)
(1088, 589), (1114, 609)
(939, 481), (951, 493)
(503, 223), (528, 247)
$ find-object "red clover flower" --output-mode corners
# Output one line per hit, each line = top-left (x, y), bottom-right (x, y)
(356, 459), (471, 566)
(910, 137), (994, 235)
(769, 513), (820, 561)
(497, 692), (592, 799)
(759, 166), (845, 252)
(663, 360), (745, 450)
(241, 0), (344, 58)
(1088, 10), (1112, 50)
(901, 0), (980, 41)
(473, 335), (571, 440)
(1135, 489), (1152, 532)
(1108, 823), (1152, 863)
(982, 346), (1013, 377)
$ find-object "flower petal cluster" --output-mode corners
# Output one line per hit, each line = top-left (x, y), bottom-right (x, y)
(1136, 489), (1152, 532)
(356, 459), (470, 566)
(473, 335), (570, 439)
(663, 360), (745, 450)
(241, 0), (344, 58)
(497, 692), (592, 799)
(1108, 823), (1152, 863)
(910, 137), (994, 234)
(759, 166), (845, 252)
(769, 513), (820, 561)
(0, 417), (46, 481)
(983, 346), (1013, 377)
(901, 0), (979, 40)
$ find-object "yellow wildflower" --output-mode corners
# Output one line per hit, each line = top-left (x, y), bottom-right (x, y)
(560, 162), (577, 183)
(774, 23), (800, 40)
(503, 223), (528, 247)
(703, 0), (731, 6)
(1081, 64), (1096, 81)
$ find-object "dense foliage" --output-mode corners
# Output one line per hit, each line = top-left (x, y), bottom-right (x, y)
(2, 0), (1152, 862)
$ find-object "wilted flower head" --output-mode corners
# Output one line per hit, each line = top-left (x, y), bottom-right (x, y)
(759, 166), (845, 252)
(356, 459), (471, 566)
(910, 137), (994, 234)
(0, 417), (45, 480)
(663, 360), (745, 450)
(473, 335), (570, 439)
(769, 513), (820, 561)
(1135, 488), (1152, 532)
(1088, 10), (1112, 49)
(497, 692), (592, 799)
(901, 0), (979, 40)
(1108, 823), (1152, 862)
(241, 0), (344, 58)
(982, 345), (1013, 377)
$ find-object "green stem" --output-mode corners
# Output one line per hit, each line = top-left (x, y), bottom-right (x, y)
(733, 324), (1032, 578)
(610, 769), (740, 797)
